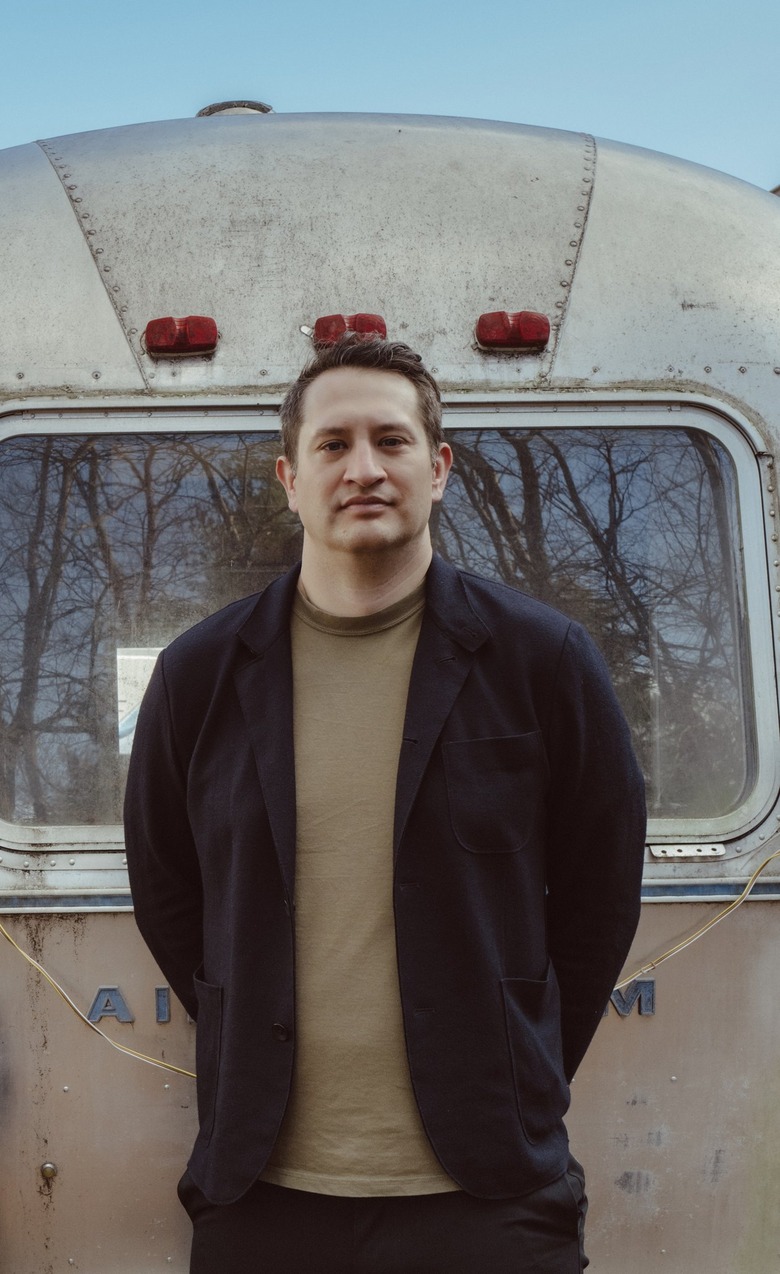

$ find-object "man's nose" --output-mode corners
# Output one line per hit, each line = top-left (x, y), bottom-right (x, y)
(344, 441), (386, 485)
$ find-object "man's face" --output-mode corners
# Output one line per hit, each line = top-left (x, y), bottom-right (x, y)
(275, 367), (452, 561)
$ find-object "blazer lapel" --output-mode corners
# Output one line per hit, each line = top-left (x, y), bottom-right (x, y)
(233, 567), (300, 900)
(394, 557), (489, 853)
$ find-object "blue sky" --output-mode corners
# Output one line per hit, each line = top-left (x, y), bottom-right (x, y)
(1, 0), (777, 188)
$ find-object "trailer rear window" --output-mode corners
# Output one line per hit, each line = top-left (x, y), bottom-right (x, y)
(0, 408), (767, 847)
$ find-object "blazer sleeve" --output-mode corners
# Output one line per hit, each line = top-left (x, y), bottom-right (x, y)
(544, 620), (647, 1080)
(123, 652), (203, 1020)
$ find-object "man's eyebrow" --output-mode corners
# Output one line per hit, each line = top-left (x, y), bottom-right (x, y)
(306, 422), (415, 441)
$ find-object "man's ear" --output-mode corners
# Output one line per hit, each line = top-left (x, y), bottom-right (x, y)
(431, 443), (453, 504)
(275, 455), (298, 512)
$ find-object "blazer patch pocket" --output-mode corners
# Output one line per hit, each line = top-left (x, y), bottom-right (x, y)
(193, 971), (223, 1145)
(443, 733), (547, 853)
(501, 965), (570, 1144)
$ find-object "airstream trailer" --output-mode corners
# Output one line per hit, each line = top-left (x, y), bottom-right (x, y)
(1, 105), (779, 1272)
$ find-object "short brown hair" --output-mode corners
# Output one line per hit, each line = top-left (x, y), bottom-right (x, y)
(279, 335), (443, 466)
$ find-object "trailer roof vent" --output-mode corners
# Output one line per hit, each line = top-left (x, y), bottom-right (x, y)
(197, 100), (273, 116)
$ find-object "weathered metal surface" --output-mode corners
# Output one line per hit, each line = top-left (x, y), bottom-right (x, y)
(0, 904), (777, 1272)
(569, 901), (780, 1273)
(0, 112), (776, 435)
(20, 114), (596, 396)
(0, 913), (195, 1272)
(554, 138), (780, 434)
(0, 144), (143, 396)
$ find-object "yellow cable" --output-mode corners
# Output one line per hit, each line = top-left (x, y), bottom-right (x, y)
(0, 919), (196, 1079)
(2, 844), (779, 1074)
(615, 844), (780, 990)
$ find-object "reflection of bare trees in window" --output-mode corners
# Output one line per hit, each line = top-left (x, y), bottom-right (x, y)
(0, 434), (300, 826)
(0, 425), (751, 829)
(434, 429), (749, 818)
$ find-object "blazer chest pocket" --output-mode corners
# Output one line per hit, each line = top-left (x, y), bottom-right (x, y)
(443, 733), (547, 853)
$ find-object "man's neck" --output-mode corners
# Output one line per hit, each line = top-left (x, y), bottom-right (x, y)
(298, 541), (433, 617)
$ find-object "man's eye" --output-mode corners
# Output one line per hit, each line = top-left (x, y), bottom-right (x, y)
(380, 436), (406, 447)
(321, 440), (346, 452)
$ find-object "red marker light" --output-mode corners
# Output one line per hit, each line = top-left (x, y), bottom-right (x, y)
(475, 311), (550, 350)
(313, 313), (387, 344)
(144, 316), (219, 357)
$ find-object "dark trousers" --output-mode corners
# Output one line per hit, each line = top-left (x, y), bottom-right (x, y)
(178, 1159), (588, 1273)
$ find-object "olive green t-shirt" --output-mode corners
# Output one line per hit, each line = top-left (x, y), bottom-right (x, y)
(259, 584), (458, 1196)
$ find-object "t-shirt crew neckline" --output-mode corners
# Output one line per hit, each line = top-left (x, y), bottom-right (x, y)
(293, 581), (426, 638)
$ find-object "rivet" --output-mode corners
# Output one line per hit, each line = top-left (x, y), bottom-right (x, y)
(67, 185), (77, 191)
(560, 280), (570, 287)
(112, 285), (120, 293)
(574, 221), (582, 228)
(95, 247), (103, 255)
(63, 1086), (69, 1092)
(555, 301), (564, 309)
(49, 858), (56, 866)
(73, 198), (82, 204)
(759, 832), (765, 840)
(769, 509), (776, 517)
(128, 328), (137, 335)
(577, 205), (585, 211)
(704, 366), (712, 373)
(773, 367), (780, 375)
(592, 366), (600, 373)
(23, 860), (29, 868)
(16, 372), (24, 380)
(738, 366), (747, 373)
(69, 858), (75, 865)
(103, 266), (110, 273)
(670, 1076), (677, 1082)
(570, 240), (578, 247)
(565, 259), (573, 266)
(164, 1083), (170, 1090)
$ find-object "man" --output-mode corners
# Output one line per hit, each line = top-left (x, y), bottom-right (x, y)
(125, 336), (646, 1273)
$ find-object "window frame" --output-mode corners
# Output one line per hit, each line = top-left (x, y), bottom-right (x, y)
(0, 395), (777, 907)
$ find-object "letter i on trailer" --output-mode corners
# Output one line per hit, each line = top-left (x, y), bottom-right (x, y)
(0, 102), (778, 1272)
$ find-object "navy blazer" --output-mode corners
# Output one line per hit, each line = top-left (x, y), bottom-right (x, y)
(124, 556), (646, 1205)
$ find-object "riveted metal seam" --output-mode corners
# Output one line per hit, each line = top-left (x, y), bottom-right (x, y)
(34, 138), (151, 389)
(548, 132), (597, 379)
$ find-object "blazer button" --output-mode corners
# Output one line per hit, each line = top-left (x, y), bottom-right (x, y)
(272, 1022), (291, 1042)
